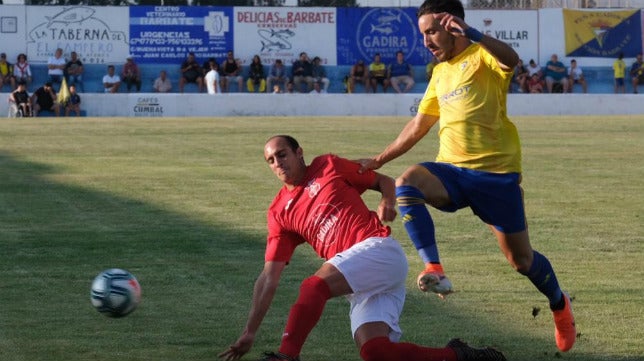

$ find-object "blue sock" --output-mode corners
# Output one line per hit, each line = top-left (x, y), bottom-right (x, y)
(522, 250), (563, 309)
(396, 185), (440, 264)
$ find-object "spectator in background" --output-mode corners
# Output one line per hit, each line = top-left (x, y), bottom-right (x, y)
(544, 54), (569, 93)
(221, 50), (243, 92)
(284, 80), (297, 94)
(526, 59), (543, 79)
(153, 70), (172, 93)
(425, 56), (438, 83)
(267, 59), (288, 93)
(630, 53), (644, 94)
(64, 51), (84, 92)
(64, 84), (81, 117)
(292, 52), (314, 93)
(527, 73), (544, 93)
(205, 59), (221, 95)
(567, 59), (587, 93)
(388, 50), (415, 93)
(202, 57), (218, 78)
(31, 81), (59, 116)
(613, 52), (626, 94)
(348, 59), (370, 93)
(311, 56), (330, 92)
(102, 65), (121, 93)
(179, 52), (204, 93)
(47, 48), (66, 89)
(122, 55), (142, 92)
(369, 53), (389, 93)
(247, 54), (266, 93)
(512, 59), (528, 93)
(9, 80), (31, 117)
(309, 80), (326, 94)
(0, 52), (15, 91)
(13, 53), (32, 89)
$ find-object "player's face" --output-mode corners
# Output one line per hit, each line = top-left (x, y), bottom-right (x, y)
(264, 138), (305, 188)
(419, 13), (456, 62)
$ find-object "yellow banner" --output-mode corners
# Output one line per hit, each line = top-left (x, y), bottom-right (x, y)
(563, 9), (638, 55)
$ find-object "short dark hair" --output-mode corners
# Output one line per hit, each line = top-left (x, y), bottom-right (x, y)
(268, 135), (300, 152)
(418, 0), (465, 20)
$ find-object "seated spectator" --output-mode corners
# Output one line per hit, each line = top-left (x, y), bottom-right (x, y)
(205, 59), (221, 95)
(348, 59), (370, 93)
(121, 55), (141, 92)
(567, 59), (587, 93)
(31, 81), (60, 116)
(512, 59), (528, 93)
(153, 70), (172, 93)
(309, 80), (327, 94)
(179, 52), (203, 93)
(0, 52), (15, 91)
(64, 84), (82, 116)
(267, 59), (288, 92)
(246, 54), (266, 93)
(64, 51), (84, 92)
(544, 54), (569, 93)
(292, 52), (314, 93)
(102, 65), (121, 93)
(369, 53), (389, 93)
(630, 53), (644, 94)
(221, 50), (243, 92)
(527, 73), (544, 93)
(47, 48), (66, 89)
(388, 50), (415, 93)
(284, 80), (297, 94)
(311, 56), (330, 92)
(13, 53), (32, 88)
(9, 80), (31, 117)
(202, 57), (218, 77)
(425, 56), (438, 83)
(272, 84), (282, 94)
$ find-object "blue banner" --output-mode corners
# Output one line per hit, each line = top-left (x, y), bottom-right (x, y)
(129, 6), (234, 64)
(336, 7), (431, 66)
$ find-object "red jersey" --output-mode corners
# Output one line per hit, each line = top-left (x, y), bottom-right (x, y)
(266, 154), (391, 262)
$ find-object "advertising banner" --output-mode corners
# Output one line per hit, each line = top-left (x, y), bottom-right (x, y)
(563, 9), (642, 57)
(336, 7), (429, 66)
(466, 10), (539, 64)
(233, 7), (337, 66)
(26, 6), (129, 64)
(129, 6), (233, 64)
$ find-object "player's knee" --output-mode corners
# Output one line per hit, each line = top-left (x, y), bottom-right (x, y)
(298, 275), (332, 302)
(359, 337), (393, 361)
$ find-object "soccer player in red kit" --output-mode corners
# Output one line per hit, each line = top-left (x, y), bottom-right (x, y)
(218, 135), (506, 361)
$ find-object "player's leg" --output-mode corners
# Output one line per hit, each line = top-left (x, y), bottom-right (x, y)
(396, 163), (454, 295)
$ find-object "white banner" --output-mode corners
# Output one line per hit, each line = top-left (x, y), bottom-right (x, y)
(233, 7), (337, 66)
(0, 5), (27, 62)
(26, 6), (130, 64)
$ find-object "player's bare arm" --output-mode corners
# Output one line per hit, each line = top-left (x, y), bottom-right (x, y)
(370, 172), (397, 222)
(436, 12), (518, 70)
(359, 113), (438, 173)
(219, 261), (286, 361)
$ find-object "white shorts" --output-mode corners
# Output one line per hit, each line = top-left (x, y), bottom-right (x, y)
(326, 236), (408, 342)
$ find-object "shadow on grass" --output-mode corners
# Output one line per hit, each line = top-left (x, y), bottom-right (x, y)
(0, 152), (636, 361)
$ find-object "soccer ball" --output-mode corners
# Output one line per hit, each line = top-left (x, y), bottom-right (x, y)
(90, 268), (141, 317)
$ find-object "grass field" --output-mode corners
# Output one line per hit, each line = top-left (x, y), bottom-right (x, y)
(0, 116), (642, 361)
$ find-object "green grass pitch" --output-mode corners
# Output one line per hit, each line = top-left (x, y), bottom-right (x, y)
(0, 116), (642, 361)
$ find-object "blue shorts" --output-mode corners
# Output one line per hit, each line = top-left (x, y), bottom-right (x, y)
(615, 78), (624, 87)
(421, 162), (526, 233)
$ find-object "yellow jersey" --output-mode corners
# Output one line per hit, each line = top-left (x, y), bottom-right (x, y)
(369, 62), (386, 78)
(418, 43), (521, 173)
(613, 59), (626, 78)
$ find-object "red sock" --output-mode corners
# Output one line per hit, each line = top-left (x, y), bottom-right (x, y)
(360, 336), (457, 361)
(278, 275), (331, 357)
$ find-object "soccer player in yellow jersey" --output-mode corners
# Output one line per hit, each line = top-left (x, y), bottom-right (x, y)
(359, 0), (576, 353)
(613, 52), (626, 93)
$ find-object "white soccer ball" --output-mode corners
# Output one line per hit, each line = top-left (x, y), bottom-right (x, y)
(90, 268), (141, 317)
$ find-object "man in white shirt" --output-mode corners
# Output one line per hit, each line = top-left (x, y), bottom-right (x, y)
(47, 48), (66, 88)
(153, 70), (172, 93)
(102, 65), (121, 93)
(205, 59), (220, 95)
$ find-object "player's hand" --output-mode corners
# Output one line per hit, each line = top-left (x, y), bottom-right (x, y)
(434, 12), (468, 37)
(377, 199), (397, 223)
(355, 158), (382, 174)
(218, 334), (254, 361)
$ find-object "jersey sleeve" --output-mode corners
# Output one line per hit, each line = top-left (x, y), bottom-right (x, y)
(417, 71), (439, 116)
(328, 155), (376, 194)
(265, 209), (303, 263)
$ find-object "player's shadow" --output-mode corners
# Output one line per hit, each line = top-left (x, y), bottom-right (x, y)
(0, 151), (635, 361)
